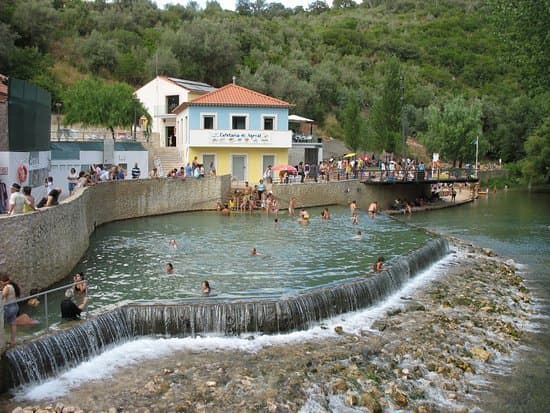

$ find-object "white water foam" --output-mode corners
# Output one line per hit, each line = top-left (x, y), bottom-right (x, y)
(14, 251), (459, 401)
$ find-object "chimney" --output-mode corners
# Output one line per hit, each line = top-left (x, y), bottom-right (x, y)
(232, 76), (236, 85)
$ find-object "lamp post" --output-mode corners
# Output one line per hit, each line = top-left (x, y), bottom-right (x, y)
(55, 102), (61, 141)
(400, 75), (406, 164)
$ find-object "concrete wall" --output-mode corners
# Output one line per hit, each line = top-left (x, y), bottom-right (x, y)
(271, 180), (432, 211)
(478, 169), (509, 183)
(0, 175), (231, 295)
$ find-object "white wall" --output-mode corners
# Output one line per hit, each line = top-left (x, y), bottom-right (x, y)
(50, 150), (149, 200)
(135, 77), (191, 145)
(0, 150), (51, 202)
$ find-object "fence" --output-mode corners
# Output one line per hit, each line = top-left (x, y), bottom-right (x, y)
(1, 281), (88, 349)
(271, 167), (479, 185)
(50, 129), (149, 143)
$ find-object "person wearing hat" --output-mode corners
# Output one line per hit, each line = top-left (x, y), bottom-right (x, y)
(8, 183), (27, 216)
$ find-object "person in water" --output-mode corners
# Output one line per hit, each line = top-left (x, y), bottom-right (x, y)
(201, 280), (211, 296)
(373, 256), (385, 272)
(251, 247), (262, 256)
(166, 263), (174, 274)
(368, 201), (378, 219)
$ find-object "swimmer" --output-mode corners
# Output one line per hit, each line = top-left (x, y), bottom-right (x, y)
(373, 256), (384, 272)
(321, 207), (330, 220)
(288, 197), (296, 215)
(274, 218), (279, 226)
(368, 201), (378, 219)
(251, 247), (262, 256)
(298, 209), (310, 224)
(201, 280), (211, 296)
(166, 263), (174, 274)
(354, 230), (362, 240)
(352, 212), (358, 225)
(169, 239), (177, 248)
(350, 200), (357, 216)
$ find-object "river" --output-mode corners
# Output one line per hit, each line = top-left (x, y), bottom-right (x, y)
(403, 189), (550, 412)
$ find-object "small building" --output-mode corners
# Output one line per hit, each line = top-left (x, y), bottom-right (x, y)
(174, 83), (292, 183)
(134, 76), (216, 148)
(0, 76), (51, 212)
(49, 141), (148, 198)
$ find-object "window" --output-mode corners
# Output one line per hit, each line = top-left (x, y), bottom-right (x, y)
(166, 95), (179, 113)
(232, 116), (247, 130)
(203, 115), (214, 129)
(263, 117), (274, 130)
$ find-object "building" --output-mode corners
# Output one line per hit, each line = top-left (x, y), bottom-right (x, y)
(134, 76), (216, 148)
(174, 83), (292, 183)
(0, 76), (51, 212)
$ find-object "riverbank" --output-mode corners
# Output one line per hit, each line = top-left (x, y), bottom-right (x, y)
(2, 238), (532, 412)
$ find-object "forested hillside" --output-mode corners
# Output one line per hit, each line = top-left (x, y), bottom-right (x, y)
(0, 0), (548, 182)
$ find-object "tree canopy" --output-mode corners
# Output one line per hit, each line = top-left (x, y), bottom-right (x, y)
(63, 78), (148, 139)
(0, 0), (547, 182)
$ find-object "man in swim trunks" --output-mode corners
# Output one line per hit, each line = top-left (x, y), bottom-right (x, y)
(368, 201), (378, 219)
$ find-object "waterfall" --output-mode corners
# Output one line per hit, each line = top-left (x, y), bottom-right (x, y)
(2, 237), (448, 390)
(3, 308), (131, 389)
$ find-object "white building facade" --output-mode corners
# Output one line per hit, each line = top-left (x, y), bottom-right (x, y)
(134, 77), (216, 148)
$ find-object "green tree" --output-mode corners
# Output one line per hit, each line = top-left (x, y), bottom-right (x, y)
(367, 58), (402, 154)
(63, 78), (147, 139)
(489, 0), (550, 91)
(521, 117), (550, 184)
(341, 94), (365, 152)
(422, 96), (483, 167)
(11, 0), (58, 49)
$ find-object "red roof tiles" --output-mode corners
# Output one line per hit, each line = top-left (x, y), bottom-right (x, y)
(190, 83), (291, 107)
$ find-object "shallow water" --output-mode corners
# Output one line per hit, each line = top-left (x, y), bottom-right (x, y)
(404, 190), (550, 412)
(16, 206), (431, 332)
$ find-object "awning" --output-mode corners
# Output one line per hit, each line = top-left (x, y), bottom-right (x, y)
(288, 114), (315, 123)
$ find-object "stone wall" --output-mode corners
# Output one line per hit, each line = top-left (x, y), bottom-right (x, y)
(271, 180), (432, 211)
(0, 175), (231, 294)
(478, 169), (509, 183)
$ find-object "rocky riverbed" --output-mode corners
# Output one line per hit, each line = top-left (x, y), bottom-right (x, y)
(3, 238), (532, 413)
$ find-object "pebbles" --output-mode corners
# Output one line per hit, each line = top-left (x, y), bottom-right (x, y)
(5, 240), (531, 413)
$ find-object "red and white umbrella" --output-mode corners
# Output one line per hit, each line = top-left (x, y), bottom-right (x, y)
(271, 165), (298, 173)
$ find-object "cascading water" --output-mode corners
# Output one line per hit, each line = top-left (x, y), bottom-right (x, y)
(2, 237), (448, 390)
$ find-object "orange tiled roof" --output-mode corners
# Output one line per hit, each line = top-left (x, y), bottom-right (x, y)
(189, 83), (291, 107)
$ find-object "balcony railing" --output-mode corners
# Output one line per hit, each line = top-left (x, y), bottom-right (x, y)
(50, 130), (149, 143)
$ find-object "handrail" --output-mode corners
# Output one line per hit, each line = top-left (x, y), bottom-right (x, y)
(2, 281), (87, 330)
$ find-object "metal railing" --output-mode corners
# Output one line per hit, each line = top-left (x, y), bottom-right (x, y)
(1, 281), (87, 332)
(271, 167), (479, 184)
(50, 130), (149, 143)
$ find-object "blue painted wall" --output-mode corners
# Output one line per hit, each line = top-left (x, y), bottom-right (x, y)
(188, 106), (288, 130)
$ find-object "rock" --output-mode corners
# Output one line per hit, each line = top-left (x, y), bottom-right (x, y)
(345, 392), (359, 406)
(471, 346), (491, 362)
(205, 380), (217, 387)
(391, 387), (408, 407)
(332, 379), (348, 392)
(482, 248), (494, 257)
(387, 308), (402, 316)
(403, 301), (426, 312)
(62, 407), (77, 413)
(108, 408), (118, 413)
(371, 320), (387, 331)
(11, 408), (23, 413)
(359, 392), (382, 413)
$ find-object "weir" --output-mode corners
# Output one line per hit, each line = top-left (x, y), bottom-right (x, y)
(2, 237), (449, 391)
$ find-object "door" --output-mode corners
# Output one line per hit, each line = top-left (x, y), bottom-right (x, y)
(203, 154), (216, 175)
(232, 155), (246, 181)
(166, 126), (175, 147)
(262, 155), (275, 178)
